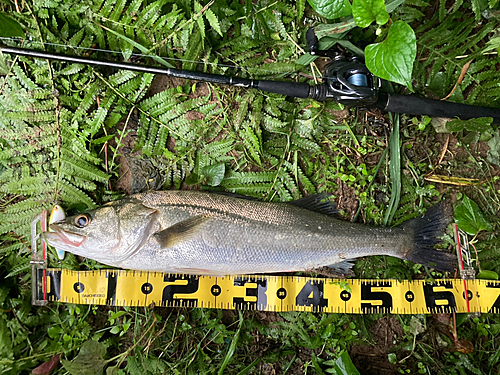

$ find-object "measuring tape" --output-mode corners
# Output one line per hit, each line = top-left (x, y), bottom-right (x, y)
(32, 209), (499, 314)
(33, 269), (500, 314)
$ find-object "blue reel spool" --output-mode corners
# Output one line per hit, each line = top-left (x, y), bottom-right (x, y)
(347, 73), (369, 87)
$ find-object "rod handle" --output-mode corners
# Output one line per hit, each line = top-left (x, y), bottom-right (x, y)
(256, 80), (311, 99)
(375, 93), (500, 124)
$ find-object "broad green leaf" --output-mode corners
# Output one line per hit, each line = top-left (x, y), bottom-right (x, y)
(487, 133), (500, 167)
(477, 270), (499, 280)
(203, 162), (225, 187)
(463, 117), (493, 132)
(446, 119), (465, 132)
(365, 21), (416, 90)
(307, 0), (352, 19)
(0, 12), (25, 38)
(333, 350), (360, 375)
(388, 353), (397, 364)
(454, 195), (493, 236)
(61, 340), (107, 375)
(352, 0), (389, 28)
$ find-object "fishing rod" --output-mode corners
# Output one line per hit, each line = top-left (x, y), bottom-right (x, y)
(1, 30), (500, 124)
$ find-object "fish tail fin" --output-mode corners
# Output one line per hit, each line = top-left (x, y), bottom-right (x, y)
(399, 201), (457, 272)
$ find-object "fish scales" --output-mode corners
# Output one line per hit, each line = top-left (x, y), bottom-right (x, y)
(44, 191), (456, 275)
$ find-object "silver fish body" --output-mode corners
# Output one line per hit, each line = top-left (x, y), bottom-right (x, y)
(44, 191), (455, 275)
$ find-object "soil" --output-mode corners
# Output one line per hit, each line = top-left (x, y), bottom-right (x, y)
(350, 317), (406, 375)
(112, 75), (214, 194)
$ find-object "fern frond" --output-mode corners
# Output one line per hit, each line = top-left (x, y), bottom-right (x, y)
(60, 148), (109, 183)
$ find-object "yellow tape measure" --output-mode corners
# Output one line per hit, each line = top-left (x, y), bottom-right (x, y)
(34, 269), (500, 314)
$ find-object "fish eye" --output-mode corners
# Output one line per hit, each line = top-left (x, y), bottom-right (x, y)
(75, 214), (91, 228)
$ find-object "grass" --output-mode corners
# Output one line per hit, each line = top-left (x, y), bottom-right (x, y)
(1, 0), (500, 374)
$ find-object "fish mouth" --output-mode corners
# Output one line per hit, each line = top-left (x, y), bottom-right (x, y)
(45, 224), (86, 248)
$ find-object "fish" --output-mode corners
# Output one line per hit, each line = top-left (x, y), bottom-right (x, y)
(43, 191), (457, 275)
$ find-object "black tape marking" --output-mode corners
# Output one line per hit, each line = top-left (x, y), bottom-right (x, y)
(211, 285), (221, 297)
(141, 282), (153, 295)
(162, 275), (199, 307)
(277, 288), (287, 300)
(487, 282), (500, 314)
(73, 282), (84, 294)
(296, 280), (328, 312)
(361, 281), (393, 313)
(462, 290), (473, 301)
(423, 281), (456, 313)
(233, 277), (268, 310)
(405, 291), (415, 303)
(340, 290), (351, 302)
(106, 272), (118, 305)
(38, 269), (61, 302)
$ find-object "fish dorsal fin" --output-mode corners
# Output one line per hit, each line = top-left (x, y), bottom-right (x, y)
(154, 215), (211, 248)
(288, 193), (338, 216)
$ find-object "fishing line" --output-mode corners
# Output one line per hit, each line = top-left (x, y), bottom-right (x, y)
(0, 36), (309, 78)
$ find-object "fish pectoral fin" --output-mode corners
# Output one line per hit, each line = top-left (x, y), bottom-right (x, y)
(154, 215), (211, 248)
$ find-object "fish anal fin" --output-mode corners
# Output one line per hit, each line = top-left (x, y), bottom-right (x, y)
(155, 215), (211, 248)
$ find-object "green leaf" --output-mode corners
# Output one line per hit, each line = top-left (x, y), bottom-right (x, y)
(477, 270), (499, 280)
(352, 0), (389, 28)
(194, 1), (206, 39)
(205, 8), (223, 36)
(61, 340), (107, 375)
(202, 162), (225, 187)
(48, 326), (63, 339)
(0, 12), (25, 38)
(185, 172), (200, 186)
(446, 119), (465, 132)
(388, 353), (397, 364)
(0, 54), (9, 75)
(307, 0), (352, 19)
(365, 21), (416, 90)
(487, 133), (500, 167)
(333, 350), (360, 375)
(454, 195), (493, 236)
(446, 117), (493, 133)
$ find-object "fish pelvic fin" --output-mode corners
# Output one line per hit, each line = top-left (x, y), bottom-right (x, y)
(154, 215), (211, 248)
(399, 201), (456, 272)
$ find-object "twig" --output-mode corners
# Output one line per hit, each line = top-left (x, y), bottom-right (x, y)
(436, 133), (450, 167)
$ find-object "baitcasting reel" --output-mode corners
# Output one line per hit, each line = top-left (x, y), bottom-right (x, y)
(306, 28), (381, 107)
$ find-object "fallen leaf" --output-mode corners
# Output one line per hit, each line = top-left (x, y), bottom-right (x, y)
(442, 60), (472, 100)
(32, 354), (61, 375)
